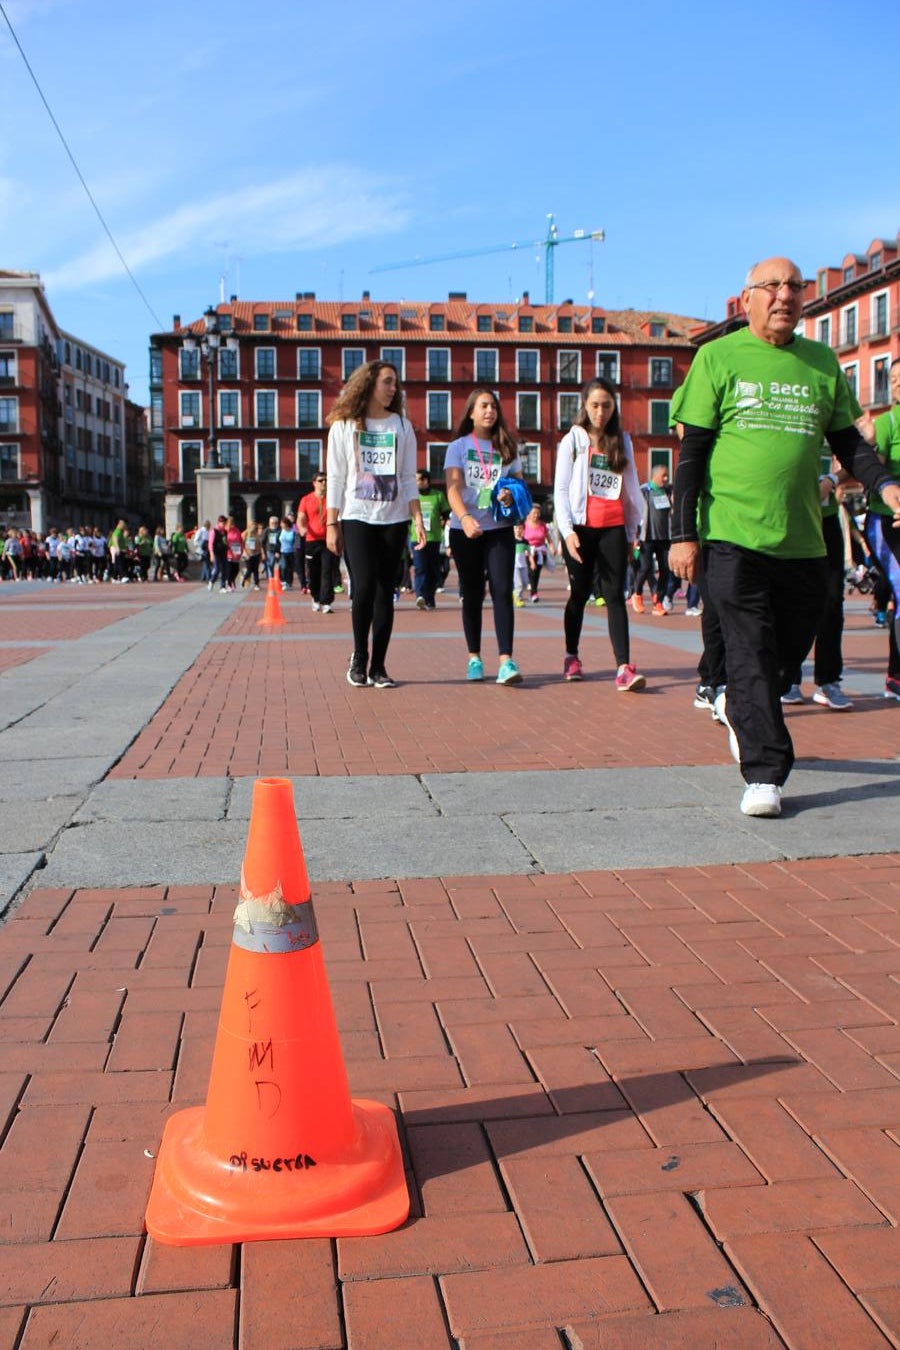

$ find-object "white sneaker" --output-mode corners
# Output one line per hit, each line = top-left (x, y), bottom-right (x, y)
(322, 604), (333, 614)
(741, 783), (782, 817)
(813, 682), (853, 710)
(684, 606), (702, 617)
(312, 601), (321, 612)
(662, 596), (673, 612)
(713, 690), (740, 763)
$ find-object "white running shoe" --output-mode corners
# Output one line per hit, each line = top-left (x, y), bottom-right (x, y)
(741, 783), (782, 817)
(813, 682), (853, 710)
(713, 690), (740, 763)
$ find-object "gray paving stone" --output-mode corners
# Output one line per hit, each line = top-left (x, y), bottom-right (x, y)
(0, 853), (44, 915)
(74, 779), (230, 823)
(40, 820), (250, 888)
(0, 758), (116, 801)
(0, 798), (79, 852)
(424, 767), (712, 816)
(228, 775), (438, 820)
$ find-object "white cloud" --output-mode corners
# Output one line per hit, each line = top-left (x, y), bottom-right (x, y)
(44, 165), (410, 291)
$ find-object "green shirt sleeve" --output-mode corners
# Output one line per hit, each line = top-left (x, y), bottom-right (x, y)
(671, 346), (722, 431)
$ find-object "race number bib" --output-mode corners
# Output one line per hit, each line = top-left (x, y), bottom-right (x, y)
(650, 491), (670, 511)
(465, 445), (501, 499)
(588, 453), (622, 500)
(421, 509), (432, 532)
(358, 431), (396, 474)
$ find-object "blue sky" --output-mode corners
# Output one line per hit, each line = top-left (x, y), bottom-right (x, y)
(3, 0), (898, 403)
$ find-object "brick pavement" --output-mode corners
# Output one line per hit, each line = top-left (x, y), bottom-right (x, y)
(0, 576), (898, 1347)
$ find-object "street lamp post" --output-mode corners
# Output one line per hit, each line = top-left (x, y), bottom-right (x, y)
(180, 306), (239, 534)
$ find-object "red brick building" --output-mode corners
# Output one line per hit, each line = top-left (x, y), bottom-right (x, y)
(152, 293), (703, 531)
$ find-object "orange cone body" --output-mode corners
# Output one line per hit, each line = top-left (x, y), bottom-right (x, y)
(257, 579), (284, 628)
(272, 567), (283, 594)
(145, 777), (409, 1245)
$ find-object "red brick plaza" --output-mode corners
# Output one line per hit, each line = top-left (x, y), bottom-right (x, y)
(0, 574), (898, 1348)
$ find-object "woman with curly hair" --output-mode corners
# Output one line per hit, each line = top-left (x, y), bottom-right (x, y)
(326, 361), (425, 688)
(554, 376), (645, 689)
(444, 387), (525, 685)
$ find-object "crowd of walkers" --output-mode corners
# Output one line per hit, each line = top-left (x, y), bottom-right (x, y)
(0, 522), (192, 584)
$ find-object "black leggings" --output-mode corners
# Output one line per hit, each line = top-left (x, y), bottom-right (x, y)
(341, 519), (409, 671)
(449, 526), (515, 657)
(562, 525), (630, 667)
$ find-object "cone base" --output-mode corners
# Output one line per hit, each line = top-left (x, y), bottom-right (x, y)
(146, 1098), (409, 1247)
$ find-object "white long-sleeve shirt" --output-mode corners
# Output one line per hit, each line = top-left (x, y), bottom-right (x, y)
(553, 427), (642, 539)
(326, 414), (418, 526)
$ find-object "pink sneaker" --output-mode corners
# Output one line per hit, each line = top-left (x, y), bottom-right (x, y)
(563, 654), (583, 682)
(615, 663), (646, 692)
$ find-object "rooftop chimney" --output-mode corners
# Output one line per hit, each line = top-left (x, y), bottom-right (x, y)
(362, 290), (370, 301)
(173, 315), (181, 330)
(448, 291), (467, 301)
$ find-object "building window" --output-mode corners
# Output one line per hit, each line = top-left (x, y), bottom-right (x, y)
(843, 265), (855, 284)
(428, 392), (451, 429)
(817, 317), (831, 346)
(516, 393), (540, 430)
(429, 313), (445, 331)
(558, 393), (579, 431)
(649, 321), (665, 338)
(650, 357), (672, 387)
(219, 391), (239, 426)
(557, 315), (573, 333)
(596, 352), (620, 384)
(477, 315), (492, 333)
(384, 312), (399, 331)
(149, 349), (163, 384)
(179, 348), (200, 380)
(256, 440), (278, 479)
(297, 391), (321, 428)
(341, 313), (357, 331)
(297, 313), (313, 331)
(519, 443), (540, 480)
(0, 351), (16, 384)
(298, 348), (320, 379)
(872, 293), (888, 338)
(255, 391), (276, 428)
(841, 306), (858, 346)
(253, 314), (269, 332)
(870, 252), (882, 271)
(217, 440), (241, 474)
(255, 348), (275, 379)
(428, 348), (450, 381)
(842, 363), (859, 397)
(0, 443), (19, 480)
(873, 356), (891, 405)
(517, 350), (538, 382)
(591, 316), (605, 334)
(342, 348), (365, 380)
(518, 315), (533, 333)
(219, 346), (238, 379)
(0, 312), (14, 340)
(424, 442), (447, 477)
(558, 350), (581, 384)
(150, 390), (163, 432)
(475, 349), (498, 382)
(179, 391), (200, 427)
(649, 401), (671, 434)
(180, 441), (202, 479)
(381, 347), (404, 378)
(296, 439), (322, 478)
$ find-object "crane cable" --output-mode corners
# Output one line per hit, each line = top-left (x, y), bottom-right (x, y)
(0, 2), (164, 329)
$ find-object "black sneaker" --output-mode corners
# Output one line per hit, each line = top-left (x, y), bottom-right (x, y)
(693, 683), (716, 710)
(368, 669), (396, 688)
(347, 656), (368, 687)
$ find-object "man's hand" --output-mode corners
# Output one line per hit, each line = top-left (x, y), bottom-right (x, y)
(669, 541), (702, 583)
(880, 482), (900, 526)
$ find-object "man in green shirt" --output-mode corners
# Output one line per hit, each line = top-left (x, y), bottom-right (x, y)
(412, 469), (449, 609)
(670, 256), (900, 818)
(867, 358), (900, 700)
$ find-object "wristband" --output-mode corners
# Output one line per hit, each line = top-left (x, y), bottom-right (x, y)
(461, 513), (473, 523)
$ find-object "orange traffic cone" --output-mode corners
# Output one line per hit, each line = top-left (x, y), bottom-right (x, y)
(145, 777), (409, 1245)
(272, 566), (283, 594)
(257, 578), (285, 628)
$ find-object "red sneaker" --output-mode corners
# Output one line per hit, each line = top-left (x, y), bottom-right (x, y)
(630, 594), (645, 614)
(563, 655), (583, 682)
(615, 663), (646, 692)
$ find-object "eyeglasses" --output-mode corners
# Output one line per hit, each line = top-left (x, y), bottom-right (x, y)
(314, 477), (326, 483)
(745, 279), (807, 296)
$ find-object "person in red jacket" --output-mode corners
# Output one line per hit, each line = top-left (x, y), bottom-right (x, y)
(297, 472), (334, 613)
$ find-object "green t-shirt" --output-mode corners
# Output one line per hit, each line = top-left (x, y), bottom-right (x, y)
(413, 488), (449, 543)
(871, 407), (900, 517)
(676, 328), (860, 558)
